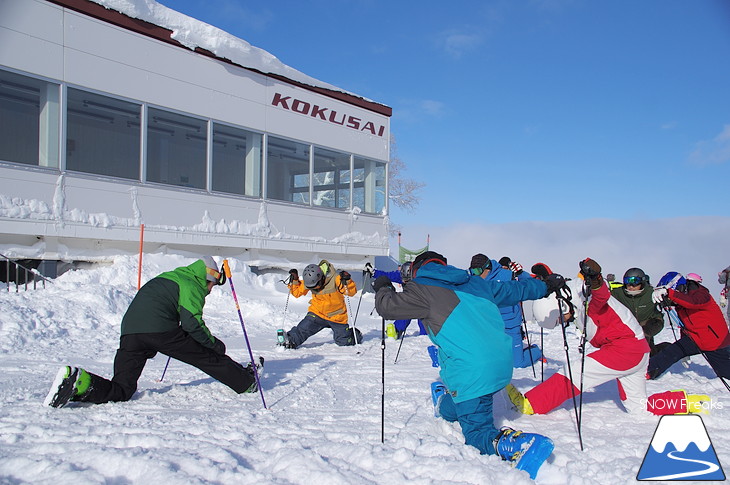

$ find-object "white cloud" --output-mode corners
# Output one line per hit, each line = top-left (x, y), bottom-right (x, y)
(438, 30), (483, 58)
(398, 217), (730, 293)
(688, 125), (730, 165)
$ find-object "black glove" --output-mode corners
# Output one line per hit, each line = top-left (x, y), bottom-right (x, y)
(289, 269), (299, 281)
(364, 262), (373, 276)
(372, 275), (395, 292)
(339, 270), (351, 282)
(213, 338), (226, 356)
(579, 258), (603, 290)
(544, 273), (566, 295)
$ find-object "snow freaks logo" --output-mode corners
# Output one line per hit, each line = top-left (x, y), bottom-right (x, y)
(271, 93), (386, 137)
(637, 415), (726, 481)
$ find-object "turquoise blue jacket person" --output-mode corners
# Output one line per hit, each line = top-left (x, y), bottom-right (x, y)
(373, 251), (549, 458)
(375, 256), (547, 402)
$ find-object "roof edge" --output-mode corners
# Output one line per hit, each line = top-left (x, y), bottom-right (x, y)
(45, 0), (393, 117)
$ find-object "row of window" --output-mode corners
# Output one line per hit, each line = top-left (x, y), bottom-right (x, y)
(0, 68), (387, 214)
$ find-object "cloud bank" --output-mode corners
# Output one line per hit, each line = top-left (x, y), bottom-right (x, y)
(398, 216), (730, 294)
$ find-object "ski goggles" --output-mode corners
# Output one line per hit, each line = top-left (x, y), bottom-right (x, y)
(469, 261), (492, 276)
(623, 276), (644, 286)
(206, 267), (226, 286)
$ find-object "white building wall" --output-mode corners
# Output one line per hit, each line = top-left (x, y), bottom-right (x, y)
(0, 0), (390, 268)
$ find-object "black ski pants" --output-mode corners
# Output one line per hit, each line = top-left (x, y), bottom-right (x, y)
(648, 333), (730, 380)
(79, 328), (254, 404)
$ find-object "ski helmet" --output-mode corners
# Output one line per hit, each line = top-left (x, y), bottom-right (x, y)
(658, 271), (686, 290)
(202, 256), (225, 285)
(400, 261), (413, 283)
(686, 272), (703, 283)
(622, 267), (647, 287)
(302, 263), (325, 289)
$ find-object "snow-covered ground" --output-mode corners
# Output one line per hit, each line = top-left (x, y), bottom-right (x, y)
(1, 253), (728, 484)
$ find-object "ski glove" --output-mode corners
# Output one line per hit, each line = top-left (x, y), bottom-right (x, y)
(509, 261), (524, 275)
(213, 338), (227, 356)
(289, 269), (299, 281)
(339, 270), (351, 282)
(652, 287), (669, 305)
(373, 275), (395, 292)
(579, 258), (603, 290)
(364, 262), (373, 277)
(543, 273), (566, 295)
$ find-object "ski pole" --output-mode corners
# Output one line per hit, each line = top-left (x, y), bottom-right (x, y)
(520, 302), (536, 378)
(393, 328), (406, 364)
(158, 356), (171, 382)
(540, 327), (544, 382)
(381, 316), (386, 443)
(223, 260), (267, 409)
(344, 293), (359, 347)
(577, 298), (589, 450)
(557, 289), (583, 451)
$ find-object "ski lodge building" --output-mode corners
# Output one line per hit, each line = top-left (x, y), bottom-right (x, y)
(0, 0), (391, 276)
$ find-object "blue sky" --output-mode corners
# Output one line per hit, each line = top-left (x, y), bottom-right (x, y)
(157, 0), (730, 245)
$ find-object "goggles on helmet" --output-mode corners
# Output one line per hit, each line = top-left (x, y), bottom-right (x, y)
(624, 276), (644, 286)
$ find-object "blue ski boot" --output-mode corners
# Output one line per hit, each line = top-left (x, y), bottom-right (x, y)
(427, 345), (439, 367)
(494, 426), (554, 479)
(430, 381), (447, 418)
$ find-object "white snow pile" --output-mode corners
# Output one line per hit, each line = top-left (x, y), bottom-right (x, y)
(0, 253), (728, 484)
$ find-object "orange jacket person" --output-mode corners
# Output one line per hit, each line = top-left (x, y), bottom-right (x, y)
(281, 259), (361, 348)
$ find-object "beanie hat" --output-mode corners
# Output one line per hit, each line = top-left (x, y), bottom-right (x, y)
(498, 257), (511, 268)
(202, 256), (223, 284)
(531, 263), (553, 280)
(412, 251), (447, 277)
(469, 253), (491, 270)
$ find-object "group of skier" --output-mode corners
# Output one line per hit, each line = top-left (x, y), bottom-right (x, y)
(371, 252), (730, 478)
(44, 251), (730, 479)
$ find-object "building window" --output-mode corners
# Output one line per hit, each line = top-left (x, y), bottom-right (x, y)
(212, 124), (262, 197)
(266, 136), (310, 205)
(313, 147), (351, 209)
(146, 107), (207, 189)
(0, 69), (59, 168)
(353, 156), (386, 214)
(66, 88), (141, 180)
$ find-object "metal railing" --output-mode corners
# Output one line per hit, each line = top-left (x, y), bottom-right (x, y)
(1, 253), (52, 292)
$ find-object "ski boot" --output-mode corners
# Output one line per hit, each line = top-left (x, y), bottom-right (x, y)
(505, 383), (534, 415)
(44, 366), (92, 408)
(430, 381), (447, 418)
(427, 345), (439, 367)
(277, 330), (296, 349)
(242, 357), (264, 393)
(494, 426), (554, 479)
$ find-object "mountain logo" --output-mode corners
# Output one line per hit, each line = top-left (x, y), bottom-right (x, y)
(637, 415), (725, 481)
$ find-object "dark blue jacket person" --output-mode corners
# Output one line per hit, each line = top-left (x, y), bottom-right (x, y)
(469, 253), (542, 368)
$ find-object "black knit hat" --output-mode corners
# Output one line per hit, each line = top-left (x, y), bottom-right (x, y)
(531, 263), (552, 280)
(498, 256), (511, 268)
(412, 251), (447, 276)
(469, 253), (492, 271)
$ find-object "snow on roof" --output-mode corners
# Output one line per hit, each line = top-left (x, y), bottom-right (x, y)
(89, 0), (350, 97)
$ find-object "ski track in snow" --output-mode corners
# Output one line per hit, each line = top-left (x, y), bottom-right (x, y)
(0, 254), (728, 484)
